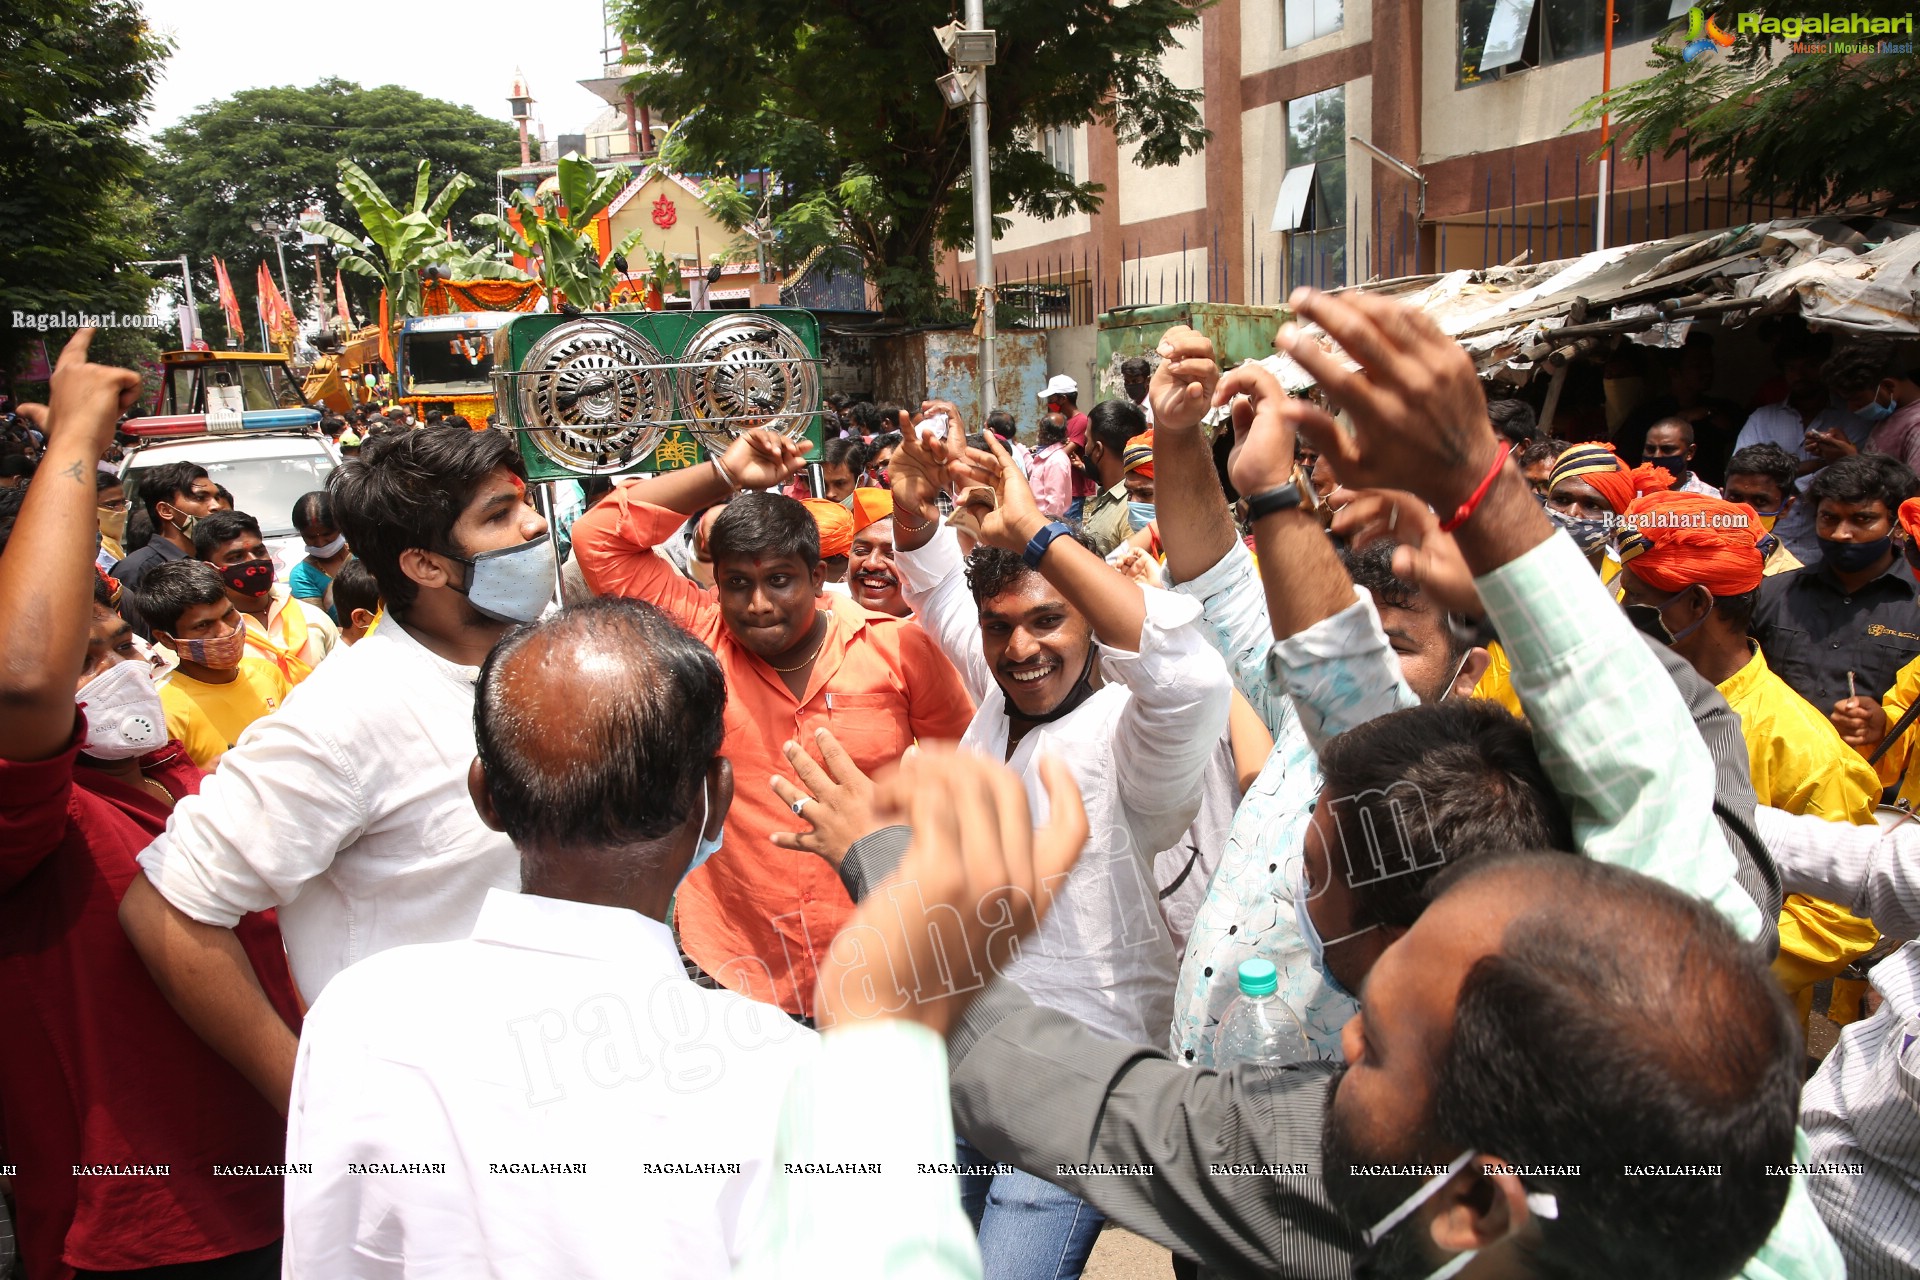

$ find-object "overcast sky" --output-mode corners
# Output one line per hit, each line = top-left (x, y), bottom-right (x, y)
(138, 0), (616, 141)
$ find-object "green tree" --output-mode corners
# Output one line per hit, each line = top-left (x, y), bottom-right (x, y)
(0, 0), (170, 372)
(1574, 3), (1920, 215)
(473, 154), (647, 309)
(151, 79), (521, 339)
(619, 0), (1211, 321)
(300, 159), (526, 358)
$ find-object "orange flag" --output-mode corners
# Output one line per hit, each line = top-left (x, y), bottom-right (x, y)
(335, 269), (355, 329)
(212, 257), (245, 344)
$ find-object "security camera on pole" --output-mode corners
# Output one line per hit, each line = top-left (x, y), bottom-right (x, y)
(935, 14), (998, 416)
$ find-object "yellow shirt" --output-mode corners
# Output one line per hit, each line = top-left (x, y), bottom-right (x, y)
(1716, 645), (1880, 1008)
(159, 656), (293, 770)
(1471, 640), (1525, 718)
(1763, 541), (1803, 577)
(1868, 649), (1920, 809)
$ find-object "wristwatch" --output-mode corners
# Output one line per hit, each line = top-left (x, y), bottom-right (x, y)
(1243, 465), (1321, 523)
(1023, 520), (1074, 569)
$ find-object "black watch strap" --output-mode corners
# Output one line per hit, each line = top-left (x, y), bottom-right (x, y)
(1244, 481), (1307, 523)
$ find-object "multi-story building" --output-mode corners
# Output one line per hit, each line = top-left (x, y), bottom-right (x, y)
(953, 0), (1790, 322)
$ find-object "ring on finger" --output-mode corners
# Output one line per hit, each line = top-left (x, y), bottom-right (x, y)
(791, 795), (812, 817)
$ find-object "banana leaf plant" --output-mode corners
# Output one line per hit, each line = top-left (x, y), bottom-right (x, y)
(300, 159), (527, 354)
(474, 152), (649, 310)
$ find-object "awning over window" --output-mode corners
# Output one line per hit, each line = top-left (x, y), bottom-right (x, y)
(1479, 0), (1539, 71)
(1272, 164), (1318, 233)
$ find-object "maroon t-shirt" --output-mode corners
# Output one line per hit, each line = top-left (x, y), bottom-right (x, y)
(0, 715), (303, 1278)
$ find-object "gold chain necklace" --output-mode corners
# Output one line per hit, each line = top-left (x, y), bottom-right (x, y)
(764, 614), (829, 672)
(136, 774), (175, 806)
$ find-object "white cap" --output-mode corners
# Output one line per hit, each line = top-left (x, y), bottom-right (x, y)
(1039, 374), (1078, 402)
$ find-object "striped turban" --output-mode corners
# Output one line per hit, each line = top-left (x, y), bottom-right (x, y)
(1548, 443), (1674, 514)
(1123, 430), (1155, 479)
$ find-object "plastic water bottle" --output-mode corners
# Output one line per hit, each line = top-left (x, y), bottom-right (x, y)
(1211, 959), (1311, 1068)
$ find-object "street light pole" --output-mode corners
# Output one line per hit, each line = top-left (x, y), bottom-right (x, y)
(134, 255), (201, 348)
(965, 0), (996, 418)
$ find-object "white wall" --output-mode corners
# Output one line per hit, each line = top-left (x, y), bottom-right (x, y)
(1118, 26), (1210, 225)
(1118, 248), (1211, 308)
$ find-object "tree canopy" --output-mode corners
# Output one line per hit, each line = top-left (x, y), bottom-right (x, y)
(618, 0), (1211, 321)
(151, 79), (522, 338)
(1576, 2), (1920, 216)
(0, 0), (169, 372)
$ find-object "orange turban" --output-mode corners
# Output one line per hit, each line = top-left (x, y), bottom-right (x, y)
(1617, 491), (1765, 596)
(848, 487), (894, 534)
(1123, 430), (1154, 479)
(1899, 496), (1920, 546)
(802, 498), (855, 559)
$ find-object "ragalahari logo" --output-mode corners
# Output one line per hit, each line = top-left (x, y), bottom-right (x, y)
(1683, 7), (1738, 60)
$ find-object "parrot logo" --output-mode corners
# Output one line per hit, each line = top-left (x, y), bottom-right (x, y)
(1683, 7), (1737, 59)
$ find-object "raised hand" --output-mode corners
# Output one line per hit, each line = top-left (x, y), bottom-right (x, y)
(18, 329), (143, 470)
(886, 403), (969, 548)
(966, 433), (1051, 554)
(1329, 487), (1485, 617)
(718, 427), (808, 490)
(1148, 325), (1220, 433)
(812, 746), (1088, 1036)
(1211, 361), (1301, 498)
(770, 729), (879, 869)
(1276, 288), (1501, 514)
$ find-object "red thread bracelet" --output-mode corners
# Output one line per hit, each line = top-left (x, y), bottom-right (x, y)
(1437, 441), (1512, 533)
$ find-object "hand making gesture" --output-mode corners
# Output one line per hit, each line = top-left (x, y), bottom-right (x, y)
(812, 746), (1088, 1036)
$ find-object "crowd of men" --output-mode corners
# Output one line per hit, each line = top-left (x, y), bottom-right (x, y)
(2, 297), (1918, 1280)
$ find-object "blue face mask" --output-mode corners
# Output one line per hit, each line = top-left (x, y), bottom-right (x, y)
(685, 783), (723, 883)
(1292, 861), (1377, 1001)
(1860, 396), (1895, 425)
(667, 784), (723, 930)
(1127, 501), (1156, 532)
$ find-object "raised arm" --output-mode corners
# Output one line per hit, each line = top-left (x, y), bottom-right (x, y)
(0, 330), (141, 764)
(1281, 288), (1762, 940)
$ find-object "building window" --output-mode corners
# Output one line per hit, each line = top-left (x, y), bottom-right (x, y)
(1041, 126), (1075, 182)
(1274, 86), (1346, 290)
(1459, 0), (1680, 87)
(1285, 0), (1344, 48)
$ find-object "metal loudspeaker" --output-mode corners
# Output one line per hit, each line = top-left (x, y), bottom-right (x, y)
(491, 308), (822, 482)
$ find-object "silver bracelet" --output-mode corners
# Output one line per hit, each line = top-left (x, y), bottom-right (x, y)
(710, 455), (738, 491)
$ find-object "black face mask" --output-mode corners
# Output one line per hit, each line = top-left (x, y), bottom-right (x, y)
(1643, 455), (1690, 486)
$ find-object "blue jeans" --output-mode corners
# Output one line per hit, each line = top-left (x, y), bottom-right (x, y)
(955, 1136), (1105, 1280)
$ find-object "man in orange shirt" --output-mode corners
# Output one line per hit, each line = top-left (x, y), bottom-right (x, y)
(571, 429), (975, 1019)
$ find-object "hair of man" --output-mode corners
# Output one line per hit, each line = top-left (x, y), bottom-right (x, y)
(135, 558), (230, 637)
(327, 424), (524, 619)
(1427, 852), (1801, 1280)
(473, 596), (728, 865)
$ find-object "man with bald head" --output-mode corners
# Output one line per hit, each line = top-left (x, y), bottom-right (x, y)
(1642, 416), (1722, 497)
(282, 597), (820, 1279)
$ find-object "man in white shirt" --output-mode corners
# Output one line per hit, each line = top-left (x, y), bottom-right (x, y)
(887, 406), (1230, 1279)
(119, 426), (552, 1112)
(1733, 381), (1869, 563)
(284, 597), (818, 1279)
(1756, 804), (1920, 1280)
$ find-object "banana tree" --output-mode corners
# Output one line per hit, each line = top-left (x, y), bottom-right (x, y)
(474, 152), (648, 310)
(299, 159), (527, 350)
